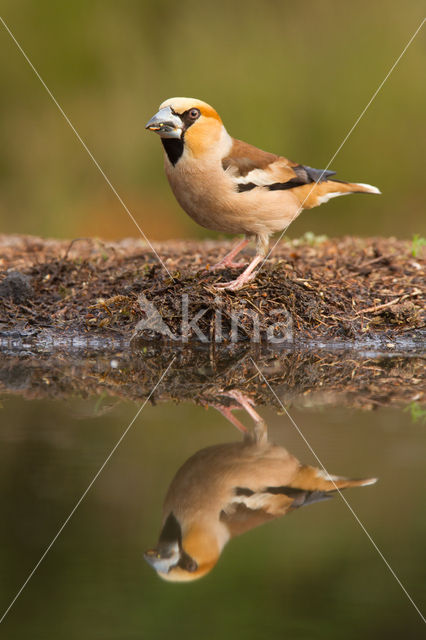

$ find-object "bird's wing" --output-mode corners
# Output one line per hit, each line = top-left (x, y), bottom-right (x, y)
(220, 502), (276, 537)
(220, 485), (332, 537)
(222, 138), (335, 193)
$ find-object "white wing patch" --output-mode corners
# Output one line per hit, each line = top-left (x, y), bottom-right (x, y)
(227, 158), (294, 188)
(229, 492), (273, 510)
(230, 168), (274, 187)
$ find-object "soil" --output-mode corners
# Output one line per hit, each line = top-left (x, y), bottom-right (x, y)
(0, 234), (424, 346)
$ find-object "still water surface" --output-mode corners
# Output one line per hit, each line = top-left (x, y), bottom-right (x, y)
(0, 348), (424, 639)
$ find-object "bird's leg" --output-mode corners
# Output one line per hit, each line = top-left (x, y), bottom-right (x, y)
(219, 390), (268, 444)
(214, 234), (268, 291)
(213, 405), (249, 435)
(209, 236), (250, 270)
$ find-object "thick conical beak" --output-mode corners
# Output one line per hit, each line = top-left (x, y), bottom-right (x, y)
(145, 106), (183, 139)
(144, 543), (180, 574)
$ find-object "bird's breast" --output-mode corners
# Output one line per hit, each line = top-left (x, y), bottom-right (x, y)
(165, 153), (242, 233)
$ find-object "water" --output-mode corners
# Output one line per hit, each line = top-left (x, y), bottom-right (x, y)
(0, 345), (424, 639)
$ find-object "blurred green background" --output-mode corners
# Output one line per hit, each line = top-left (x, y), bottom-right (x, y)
(0, 1), (425, 241)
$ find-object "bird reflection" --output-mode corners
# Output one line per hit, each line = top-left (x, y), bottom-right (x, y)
(145, 392), (377, 582)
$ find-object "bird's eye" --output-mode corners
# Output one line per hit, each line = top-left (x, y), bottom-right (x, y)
(189, 108), (200, 119)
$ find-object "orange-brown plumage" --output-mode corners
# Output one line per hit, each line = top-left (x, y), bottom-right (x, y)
(146, 97), (380, 289)
(144, 394), (377, 582)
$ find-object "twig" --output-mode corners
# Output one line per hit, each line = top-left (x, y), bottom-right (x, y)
(354, 289), (421, 316)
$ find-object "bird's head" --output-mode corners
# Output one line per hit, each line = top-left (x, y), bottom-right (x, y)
(145, 97), (225, 159)
(144, 512), (221, 582)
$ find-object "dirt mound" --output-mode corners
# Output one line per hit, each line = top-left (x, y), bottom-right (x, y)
(0, 234), (424, 344)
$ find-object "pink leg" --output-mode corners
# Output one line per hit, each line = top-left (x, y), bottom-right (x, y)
(214, 405), (249, 434)
(218, 390), (268, 443)
(214, 254), (263, 291)
(209, 237), (250, 270)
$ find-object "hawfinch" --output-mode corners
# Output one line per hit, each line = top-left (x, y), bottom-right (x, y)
(146, 97), (380, 290)
(144, 392), (377, 582)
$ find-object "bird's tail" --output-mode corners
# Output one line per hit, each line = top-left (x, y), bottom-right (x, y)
(289, 465), (377, 492)
(296, 180), (381, 209)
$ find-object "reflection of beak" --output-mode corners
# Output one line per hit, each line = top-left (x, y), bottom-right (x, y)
(144, 542), (180, 574)
(145, 106), (183, 139)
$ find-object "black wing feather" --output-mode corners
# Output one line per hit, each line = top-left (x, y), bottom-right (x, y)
(237, 164), (336, 193)
(265, 485), (333, 508)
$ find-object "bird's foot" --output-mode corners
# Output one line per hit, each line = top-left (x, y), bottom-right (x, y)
(224, 390), (260, 421)
(213, 255), (263, 291)
(213, 271), (257, 291)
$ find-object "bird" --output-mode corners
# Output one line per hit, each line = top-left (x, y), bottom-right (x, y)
(144, 390), (377, 582)
(145, 97), (380, 290)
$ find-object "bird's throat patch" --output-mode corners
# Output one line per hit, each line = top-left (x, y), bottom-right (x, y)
(162, 138), (184, 166)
